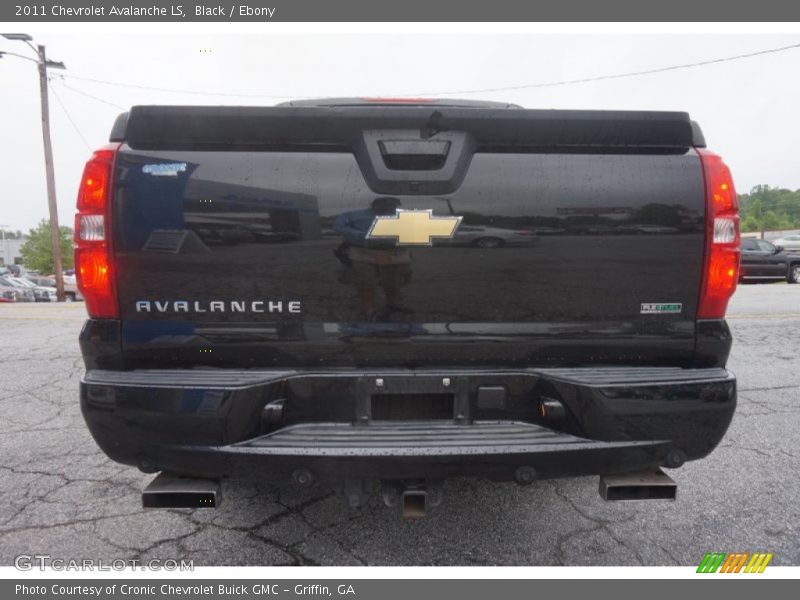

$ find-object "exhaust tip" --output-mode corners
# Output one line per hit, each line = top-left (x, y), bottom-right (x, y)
(142, 473), (221, 509)
(401, 490), (428, 519)
(599, 468), (677, 502)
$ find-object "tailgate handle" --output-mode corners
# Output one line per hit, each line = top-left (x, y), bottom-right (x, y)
(378, 140), (451, 171)
(357, 129), (475, 194)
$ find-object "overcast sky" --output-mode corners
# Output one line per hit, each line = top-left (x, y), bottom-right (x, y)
(1, 32), (798, 232)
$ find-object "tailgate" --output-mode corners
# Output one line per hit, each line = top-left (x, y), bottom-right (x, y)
(111, 105), (707, 368)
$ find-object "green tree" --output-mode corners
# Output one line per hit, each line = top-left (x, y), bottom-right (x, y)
(19, 220), (74, 274)
(748, 197), (764, 221)
(738, 187), (800, 231)
(759, 210), (782, 231)
(740, 215), (760, 233)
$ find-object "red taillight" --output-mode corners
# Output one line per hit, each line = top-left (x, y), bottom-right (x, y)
(75, 246), (116, 317)
(74, 144), (120, 318)
(697, 149), (740, 319)
(78, 154), (112, 211)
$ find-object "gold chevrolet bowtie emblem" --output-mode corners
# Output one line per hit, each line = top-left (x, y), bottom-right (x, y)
(366, 209), (463, 246)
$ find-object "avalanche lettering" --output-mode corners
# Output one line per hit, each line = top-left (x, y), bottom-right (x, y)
(135, 300), (302, 314)
(109, 6), (168, 16)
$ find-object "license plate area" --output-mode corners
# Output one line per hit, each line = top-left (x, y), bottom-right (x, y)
(281, 371), (537, 426)
(371, 393), (455, 421)
(355, 375), (471, 424)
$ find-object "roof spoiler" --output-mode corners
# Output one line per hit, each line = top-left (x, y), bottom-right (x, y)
(111, 105), (705, 151)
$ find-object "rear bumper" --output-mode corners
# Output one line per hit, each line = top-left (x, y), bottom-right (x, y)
(80, 367), (736, 483)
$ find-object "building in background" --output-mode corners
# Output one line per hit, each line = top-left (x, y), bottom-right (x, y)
(0, 236), (26, 267)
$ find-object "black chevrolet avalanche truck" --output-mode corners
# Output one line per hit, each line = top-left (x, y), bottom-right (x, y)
(76, 99), (739, 515)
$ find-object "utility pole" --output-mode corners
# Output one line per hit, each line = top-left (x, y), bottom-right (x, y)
(37, 44), (65, 301)
(0, 225), (7, 268)
(2, 33), (66, 299)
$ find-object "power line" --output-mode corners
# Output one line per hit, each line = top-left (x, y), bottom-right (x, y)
(59, 72), (303, 99)
(48, 80), (92, 152)
(51, 76), (126, 110)
(406, 41), (800, 96)
(0, 49), (38, 64)
(54, 41), (800, 100)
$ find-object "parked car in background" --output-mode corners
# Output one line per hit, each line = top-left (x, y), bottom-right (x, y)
(62, 274), (83, 301)
(740, 238), (800, 283)
(10, 277), (57, 302)
(26, 275), (56, 288)
(444, 225), (540, 248)
(23, 274), (83, 301)
(772, 234), (800, 251)
(0, 283), (17, 302)
(1, 265), (21, 277)
(0, 276), (35, 302)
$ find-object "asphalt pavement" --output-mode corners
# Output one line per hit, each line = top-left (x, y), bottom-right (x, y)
(0, 284), (798, 566)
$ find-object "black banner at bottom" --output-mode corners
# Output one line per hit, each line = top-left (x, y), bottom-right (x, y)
(3, 579), (796, 600)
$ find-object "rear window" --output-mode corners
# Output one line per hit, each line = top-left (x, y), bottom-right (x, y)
(741, 239), (757, 250)
(756, 240), (775, 252)
(116, 149), (702, 252)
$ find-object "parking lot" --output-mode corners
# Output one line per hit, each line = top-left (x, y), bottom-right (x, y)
(0, 284), (798, 566)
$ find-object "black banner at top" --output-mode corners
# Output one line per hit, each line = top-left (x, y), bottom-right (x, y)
(2, 0), (800, 22)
